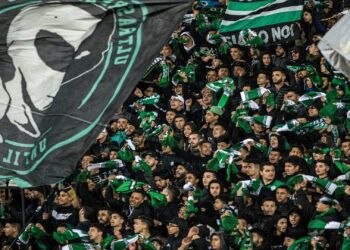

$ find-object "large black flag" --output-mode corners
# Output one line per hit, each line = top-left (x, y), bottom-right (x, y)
(0, 0), (191, 187)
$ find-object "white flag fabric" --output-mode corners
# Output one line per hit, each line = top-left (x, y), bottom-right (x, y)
(318, 13), (350, 78)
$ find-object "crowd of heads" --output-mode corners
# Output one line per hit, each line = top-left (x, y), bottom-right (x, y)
(2, 0), (350, 249)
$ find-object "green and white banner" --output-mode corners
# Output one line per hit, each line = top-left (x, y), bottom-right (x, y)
(220, 0), (303, 45)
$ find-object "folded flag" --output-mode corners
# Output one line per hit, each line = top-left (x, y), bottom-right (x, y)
(207, 77), (235, 92)
(308, 219), (342, 230)
(160, 130), (178, 149)
(145, 124), (165, 138)
(236, 116), (253, 134)
(158, 62), (170, 88)
(298, 92), (326, 107)
(100, 234), (116, 250)
(288, 236), (312, 250)
(18, 224), (48, 245)
(240, 29), (264, 48)
(207, 149), (241, 172)
(241, 100), (260, 110)
(139, 111), (158, 132)
(110, 234), (139, 250)
(242, 139), (269, 156)
(109, 175), (130, 190)
(184, 195), (198, 218)
(231, 179), (263, 196)
(87, 159), (124, 171)
(240, 228), (254, 250)
(117, 148), (135, 163)
(171, 64), (196, 85)
(226, 161), (239, 183)
(110, 131), (127, 145)
(115, 180), (145, 193)
(207, 33), (225, 45)
(335, 171), (350, 182)
(240, 87), (270, 102)
(334, 161), (350, 175)
(136, 94), (160, 106)
(252, 115), (273, 128)
(53, 228), (88, 245)
(132, 156), (152, 178)
(61, 243), (96, 250)
(266, 92), (276, 108)
(75, 171), (91, 183)
(148, 190), (168, 209)
(274, 118), (328, 135)
(288, 174), (343, 197)
(220, 211), (238, 233)
(207, 77), (236, 115)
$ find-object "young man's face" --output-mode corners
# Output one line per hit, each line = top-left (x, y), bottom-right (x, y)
(166, 111), (176, 124)
(289, 212), (301, 227)
(275, 46), (286, 57)
(276, 188), (289, 203)
(205, 110), (218, 124)
(260, 165), (275, 182)
(261, 200), (277, 216)
(117, 118), (128, 130)
(129, 192), (145, 208)
(3, 223), (17, 237)
(202, 92), (213, 105)
(110, 213), (124, 227)
(214, 198), (225, 211)
(206, 70), (218, 83)
(269, 151), (281, 164)
(212, 125), (226, 138)
(144, 155), (157, 167)
(185, 173), (198, 186)
(218, 67), (229, 78)
(188, 134), (201, 149)
(257, 73), (268, 86)
(97, 210), (110, 225)
(88, 227), (101, 241)
(154, 176), (168, 190)
(262, 54), (271, 65)
(230, 47), (241, 60)
(283, 236), (295, 247)
(175, 165), (187, 179)
(174, 117), (186, 130)
(81, 155), (94, 170)
(167, 223), (180, 235)
(170, 98), (183, 110)
(202, 171), (216, 187)
(341, 141), (350, 157)
(246, 164), (259, 178)
(277, 218), (288, 233)
(315, 162), (329, 177)
(289, 147), (302, 157)
(284, 162), (299, 176)
(133, 219), (145, 233)
(272, 71), (285, 85)
(316, 202), (330, 212)
(57, 191), (71, 206)
(200, 142), (212, 156)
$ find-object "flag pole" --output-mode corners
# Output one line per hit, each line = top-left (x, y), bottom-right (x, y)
(9, 185), (58, 248)
(20, 188), (26, 228)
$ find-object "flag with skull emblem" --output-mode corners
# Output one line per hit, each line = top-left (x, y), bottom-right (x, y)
(0, 0), (192, 187)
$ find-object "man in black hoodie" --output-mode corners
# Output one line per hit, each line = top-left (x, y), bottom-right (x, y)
(164, 217), (188, 250)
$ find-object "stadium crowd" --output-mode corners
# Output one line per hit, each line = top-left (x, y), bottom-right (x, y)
(1, 0), (350, 249)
